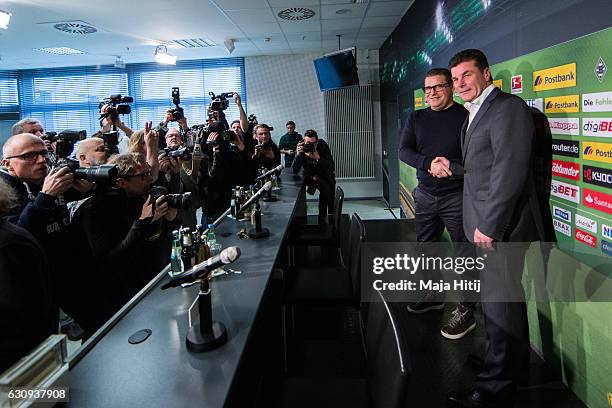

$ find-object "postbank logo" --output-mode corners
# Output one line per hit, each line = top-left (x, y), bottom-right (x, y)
(582, 142), (612, 164)
(544, 95), (579, 113)
(533, 63), (576, 91)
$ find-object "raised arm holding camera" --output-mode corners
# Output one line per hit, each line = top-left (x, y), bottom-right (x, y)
(292, 129), (336, 224)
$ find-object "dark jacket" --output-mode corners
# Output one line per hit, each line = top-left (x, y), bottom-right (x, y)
(0, 219), (57, 372)
(75, 188), (178, 311)
(253, 141), (281, 170)
(292, 139), (336, 184)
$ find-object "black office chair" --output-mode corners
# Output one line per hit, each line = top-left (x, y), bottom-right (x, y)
(289, 185), (344, 248)
(274, 289), (410, 408)
(283, 213), (365, 306)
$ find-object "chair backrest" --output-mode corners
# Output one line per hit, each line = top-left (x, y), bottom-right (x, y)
(332, 186), (344, 246)
(348, 213), (366, 300)
(366, 290), (410, 408)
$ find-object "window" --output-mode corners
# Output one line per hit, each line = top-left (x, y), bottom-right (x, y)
(0, 71), (19, 113)
(18, 66), (128, 135)
(128, 58), (246, 129)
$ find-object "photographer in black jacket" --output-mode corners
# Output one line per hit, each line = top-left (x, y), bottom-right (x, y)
(76, 153), (179, 315)
(292, 129), (336, 224)
(0, 177), (57, 372)
(252, 123), (281, 170)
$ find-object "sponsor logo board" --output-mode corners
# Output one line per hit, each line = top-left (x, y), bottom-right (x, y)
(582, 142), (612, 164)
(552, 139), (580, 158)
(575, 228), (597, 248)
(551, 179), (580, 203)
(552, 160), (580, 180)
(553, 206), (571, 222)
(582, 91), (612, 112)
(602, 240), (612, 256)
(553, 219), (571, 237)
(602, 223), (612, 240)
(415, 97), (425, 108)
(582, 118), (612, 138)
(548, 117), (580, 135)
(525, 98), (544, 111)
(511, 75), (523, 94)
(575, 214), (598, 234)
(583, 188), (612, 214)
(583, 165), (612, 189)
(533, 63), (576, 91)
(545, 95), (579, 113)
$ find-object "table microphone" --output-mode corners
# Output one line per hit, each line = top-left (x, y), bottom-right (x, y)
(255, 165), (283, 182)
(161, 246), (241, 289)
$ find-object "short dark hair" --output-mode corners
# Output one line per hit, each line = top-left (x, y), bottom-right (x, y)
(230, 119), (241, 127)
(286, 121), (296, 127)
(448, 49), (489, 72)
(304, 129), (318, 139)
(425, 68), (451, 84)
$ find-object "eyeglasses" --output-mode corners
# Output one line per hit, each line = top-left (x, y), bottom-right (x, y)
(119, 165), (152, 181)
(422, 83), (450, 94)
(4, 150), (49, 162)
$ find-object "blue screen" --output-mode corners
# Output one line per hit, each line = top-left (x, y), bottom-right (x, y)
(313, 51), (359, 91)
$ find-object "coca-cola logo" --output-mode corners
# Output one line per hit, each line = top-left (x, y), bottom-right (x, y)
(575, 229), (597, 248)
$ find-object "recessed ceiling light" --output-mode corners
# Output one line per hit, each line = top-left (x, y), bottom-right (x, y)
(34, 47), (85, 55)
(173, 38), (216, 48)
(154, 45), (177, 65)
(0, 10), (11, 30)
(336, 9), (352, 15)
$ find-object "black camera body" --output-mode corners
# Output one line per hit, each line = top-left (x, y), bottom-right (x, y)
(49, 130), (87, 159)
(208, 91), (233, 112)
(303, 142), (316, 153)
(161, 145), (192, 161)
(102, 131), (120, 155)
(257, 141), (271, 151)
(99, 94), (134, 122)
(167, 87), (185, 122)
(150, 186), (192, 209)
(74, 164), (118, 185)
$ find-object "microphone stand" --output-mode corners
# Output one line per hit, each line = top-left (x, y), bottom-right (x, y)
(186, 278), (228, 352)
(248, 199), (270, 239)
(262, 183), (277, 202)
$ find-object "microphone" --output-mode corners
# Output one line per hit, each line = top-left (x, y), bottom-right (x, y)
(255, 164), (283, 182)
(237, 181), (272, 214)
(161, 246), (241, 289)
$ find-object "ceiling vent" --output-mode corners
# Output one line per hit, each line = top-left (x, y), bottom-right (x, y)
(277, 7), (316, 21)
(51, 20), (98, 35)
(34, 47), (85, 55)
(173, 38), (216, 48)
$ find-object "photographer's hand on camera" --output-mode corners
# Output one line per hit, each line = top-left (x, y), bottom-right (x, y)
(42, 166), (74, 197)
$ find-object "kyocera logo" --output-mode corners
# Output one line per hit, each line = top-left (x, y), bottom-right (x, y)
(534, 76), (543, 86)
(584, 146), (593, 155)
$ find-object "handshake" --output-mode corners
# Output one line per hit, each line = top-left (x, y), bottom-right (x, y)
(429, 156), (452, 178)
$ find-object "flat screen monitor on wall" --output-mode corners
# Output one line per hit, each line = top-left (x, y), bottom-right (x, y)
(313, 48), (359, 91)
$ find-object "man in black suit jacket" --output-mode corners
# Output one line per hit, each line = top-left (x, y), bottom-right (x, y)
(446, 49), (544, 408)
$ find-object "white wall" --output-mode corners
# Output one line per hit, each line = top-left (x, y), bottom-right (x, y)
(245, 53), (325, 144)
(245, 51), (383, 199)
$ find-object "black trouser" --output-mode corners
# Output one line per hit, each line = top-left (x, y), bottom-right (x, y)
(476, 244), (530, 397)
(317, 177), (335, 224)
(413, 185), (475, 310)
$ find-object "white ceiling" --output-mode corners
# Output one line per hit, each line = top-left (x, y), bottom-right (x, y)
(0, 0), (414, 70)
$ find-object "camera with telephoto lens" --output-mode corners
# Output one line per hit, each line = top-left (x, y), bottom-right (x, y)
(166, 87), (184, 122)
(160, 145), (192, 161)
(303, 142), (316, 153)
(150, 186), (192, 209)
(102, 131), (120, 155)
(99, 94), (134, 122)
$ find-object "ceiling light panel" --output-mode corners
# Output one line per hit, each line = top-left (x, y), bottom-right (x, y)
(34, 47), (85, 55)
(173, 38), (216, 48)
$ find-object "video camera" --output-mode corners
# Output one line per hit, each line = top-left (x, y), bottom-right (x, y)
(166, 87), (184, 122)
(160, 145), (192, 161)
(99, 94), (134, 123)
(101, 131), (120, 155)
(45, 130), (87, 160)
(150, 186), (192, 210)
(208, 91), (234, 112)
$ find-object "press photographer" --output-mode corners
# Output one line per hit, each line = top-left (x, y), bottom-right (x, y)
(75, 152), (179, 313)
(252, 123), (281, 170)
(99, 94), (134, 153)
(292, 129), (336, 224)
(0, 133), (100, 333)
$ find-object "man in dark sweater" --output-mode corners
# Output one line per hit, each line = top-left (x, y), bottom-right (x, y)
(278, 121), (302, 168)
(399, 68), (476, 340)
